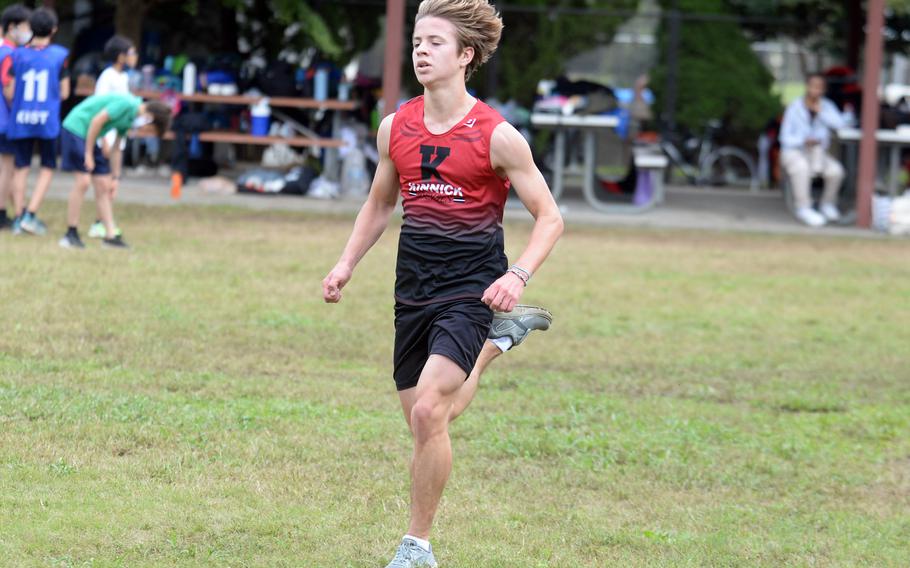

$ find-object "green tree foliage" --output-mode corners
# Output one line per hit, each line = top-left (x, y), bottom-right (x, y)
(727, 0), (910, 62)
(479, 1), (637, 106)
(213, 0), (383, 64)
(225, 0), (385, 64)
(651, 0), (781, 140)
(45, 0), (382, 65)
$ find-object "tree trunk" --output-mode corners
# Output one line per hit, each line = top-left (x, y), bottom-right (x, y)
(219, 2), (239, 53)
(115, 0), (151, 46)
(847, 0), (862, 70)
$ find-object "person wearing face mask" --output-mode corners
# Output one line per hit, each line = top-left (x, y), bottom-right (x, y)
(4, 7), (69, 237)
(86, 35), (139, 240)
(57, 93), (171, 249)
(0, 3), (30, 232)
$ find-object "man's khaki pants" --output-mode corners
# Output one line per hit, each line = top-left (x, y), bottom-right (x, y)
(780, 147), (844, 210)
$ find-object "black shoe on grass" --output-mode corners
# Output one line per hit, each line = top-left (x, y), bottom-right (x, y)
(102, 235), (130, 249)
(58, 231), (86, 249)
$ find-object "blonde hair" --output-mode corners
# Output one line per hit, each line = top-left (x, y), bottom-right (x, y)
(416, 0), (503, 80)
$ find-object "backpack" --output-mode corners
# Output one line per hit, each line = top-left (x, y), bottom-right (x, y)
(260, 60), (297, 97)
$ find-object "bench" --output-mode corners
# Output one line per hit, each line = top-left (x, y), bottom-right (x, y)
(159, 130), (346, 148)
(75, 86), (355, 161)
(586, 149), (668, 214)
(632, 150), (669, 211)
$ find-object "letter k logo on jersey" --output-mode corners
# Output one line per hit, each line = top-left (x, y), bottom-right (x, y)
(419, 145), (451, 182)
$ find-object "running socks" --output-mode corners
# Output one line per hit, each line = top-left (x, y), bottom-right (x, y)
(403, 535), (431, 553)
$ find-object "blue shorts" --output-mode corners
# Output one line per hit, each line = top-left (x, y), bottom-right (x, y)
(0, 133), (13, 155)
(60, 128), (111, 175)
(12, 137), (57, 169)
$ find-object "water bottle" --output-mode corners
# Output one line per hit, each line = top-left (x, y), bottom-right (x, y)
(251, 99), (271, 136)
(341, 147), (370, 196)
(128, 69), (141, 91)
(338, 81), (351, 102)
(314, 67), (329, 101)
(141, 65), (154, 90)
(182, 62), (197, 96)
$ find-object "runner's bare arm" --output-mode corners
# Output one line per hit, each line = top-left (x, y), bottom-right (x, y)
(59, 76), (71, 101)
(323, 113), (400, 303)
(483, 121), (564, 311)
(3, 76), (13, 103)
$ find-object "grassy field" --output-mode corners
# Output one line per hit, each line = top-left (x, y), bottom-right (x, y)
(1, 200), (909, 567)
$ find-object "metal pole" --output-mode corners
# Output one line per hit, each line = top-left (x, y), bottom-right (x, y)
(856, 0), (885, 229)
(663, 0), (681, 135)
(382, 0), (406, 119)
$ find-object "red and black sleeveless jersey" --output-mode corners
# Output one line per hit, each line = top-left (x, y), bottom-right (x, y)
(389, 96), (510, 305)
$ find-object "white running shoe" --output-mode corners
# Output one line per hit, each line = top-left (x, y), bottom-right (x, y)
(58, 232), (86, 249)
(88, 221), (106, 239)
(20, 214), (47, 236)
(795, 207), (826, 228)
(89, 221), (122, 239)
(819, 203), (841, 222)
(385, 538), (438, 568)
(488, 305), (552, 347)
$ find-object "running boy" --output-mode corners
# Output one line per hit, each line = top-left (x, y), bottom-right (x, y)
(4, 7), (68, 236)
(0, 3), (30, 231)
(57, 93), (171, 249)
(87, 34), (137, 239)
(322, 2), (563, 566)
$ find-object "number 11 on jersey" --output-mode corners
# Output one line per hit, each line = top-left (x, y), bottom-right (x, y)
(22, 69), (49, 102)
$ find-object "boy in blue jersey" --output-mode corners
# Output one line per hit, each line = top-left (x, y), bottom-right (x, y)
(3, 7), (68, 236)
(0, 3), (30, 231)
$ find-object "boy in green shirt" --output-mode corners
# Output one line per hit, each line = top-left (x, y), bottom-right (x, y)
(58, 93), (170, 248)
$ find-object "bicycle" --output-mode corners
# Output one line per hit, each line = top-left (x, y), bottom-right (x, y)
(659, 120), (759, 191)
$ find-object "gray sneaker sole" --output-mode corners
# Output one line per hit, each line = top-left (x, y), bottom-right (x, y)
(488, 304), (552, 346)
(20, 222), (47, 236)
(58, 238), (85, 249)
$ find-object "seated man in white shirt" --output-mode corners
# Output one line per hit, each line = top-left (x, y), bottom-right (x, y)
(779, 73), (848, 227)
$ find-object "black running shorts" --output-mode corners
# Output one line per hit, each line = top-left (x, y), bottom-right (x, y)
(393, 299), (493, 391)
